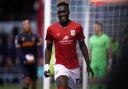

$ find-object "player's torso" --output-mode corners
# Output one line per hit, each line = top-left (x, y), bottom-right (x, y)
(20, 33), (38, 54)
(50, 21), (80, 69)
(90, 34), (108, 62)
(91, 34), (107, 48)
(51, 22), (77, 45)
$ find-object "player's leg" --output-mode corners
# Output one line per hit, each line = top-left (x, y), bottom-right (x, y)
(30, 64), (38, 89)
(54, 64), (69, 89)
(90, 63), (107, 89)
(31, 80), (37, 89)
(98, 64), (107, 89)
(56, 75), (69, 89)
(68, 68), (80, 89)
(90, 64), (99, 89)
(22, 77), (30, 89)
(20, 66), (31, 89)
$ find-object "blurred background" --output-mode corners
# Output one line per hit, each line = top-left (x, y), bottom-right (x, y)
(0, 0), (128, 89)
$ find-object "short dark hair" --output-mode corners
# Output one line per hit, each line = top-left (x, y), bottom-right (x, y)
(57, 0), (69, 8)
(95, 21), (102, 26)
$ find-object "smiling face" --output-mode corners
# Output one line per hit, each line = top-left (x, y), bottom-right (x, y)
(57, 5), (70, 24)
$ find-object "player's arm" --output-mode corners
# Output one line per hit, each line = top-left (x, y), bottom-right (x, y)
(107, 39), (113, 70)
(76, 25), (94, 77)
(37, 37), (42, 46)
(78, 40), (90, 67)
(44, 27), (53, 77)
(15, 35), (26, 63)
(88, 48), (92, 62)
(78, 40), (94, 77)
(45, 42), (53, 64)
(88, 39), (92, 62)
(44, 42), (53, 77)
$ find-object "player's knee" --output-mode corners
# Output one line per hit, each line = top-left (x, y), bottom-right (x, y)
(58, 86), (67, 89)
(23, 77), (30, 86)
(57, 82), (68, 88)
(56, 76), (68, 88)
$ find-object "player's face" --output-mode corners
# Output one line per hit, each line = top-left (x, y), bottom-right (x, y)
(94, 24), (102, 35)
(22, 20), (31, 33)
(57, 5), (69, 23)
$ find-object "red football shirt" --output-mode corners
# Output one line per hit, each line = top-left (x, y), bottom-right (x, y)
(46, 21), (85, 69)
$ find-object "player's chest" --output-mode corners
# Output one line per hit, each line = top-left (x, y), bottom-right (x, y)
(21, 35), (35, 42)
(21, 35), (36, 47)
(92, 37), (106, 47)
(52, 27), (77, 40)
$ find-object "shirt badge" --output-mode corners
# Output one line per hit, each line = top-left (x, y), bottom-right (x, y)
(22, 37), (25, 41)
(57, 33), (60, 36)
(71, 30), (75, 36)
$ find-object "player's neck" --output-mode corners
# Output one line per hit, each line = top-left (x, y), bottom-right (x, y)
(59, 19), (70, 27)
(24, 31), (32, 34)
(96, 32), (103, 36)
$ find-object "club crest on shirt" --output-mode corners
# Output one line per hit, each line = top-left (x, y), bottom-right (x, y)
(21, 37), (25, 41)
(71, 30), (75, 36)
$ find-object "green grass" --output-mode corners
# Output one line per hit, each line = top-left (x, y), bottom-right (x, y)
(0, 83), (57, 89)
(0, 80), (57, 89)
(0, 84), (20, 89)
(0, 83), (84, 89)
(0, 80), (83, 89)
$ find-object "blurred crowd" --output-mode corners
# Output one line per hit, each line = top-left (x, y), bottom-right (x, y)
(0, 26), (19, 68)
(0, 26), (20, 85)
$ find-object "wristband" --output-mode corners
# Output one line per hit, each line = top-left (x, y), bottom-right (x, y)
(44, 64), (50, 71)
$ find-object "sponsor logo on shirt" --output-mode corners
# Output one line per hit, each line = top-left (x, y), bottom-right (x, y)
(59, 35), (73, 45)
(22, 37), (25, 41)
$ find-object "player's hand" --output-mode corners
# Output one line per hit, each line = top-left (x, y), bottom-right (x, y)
(86, 66), (94, 78)
(25, 54), (35, 64)
(107, 58), (112, 72)
(44, 64), (50, 78)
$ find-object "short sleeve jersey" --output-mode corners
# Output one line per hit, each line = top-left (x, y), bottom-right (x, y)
(15, 33), (40, 60)
(45, 21), (85, 69)
(89, 33), (110, 65)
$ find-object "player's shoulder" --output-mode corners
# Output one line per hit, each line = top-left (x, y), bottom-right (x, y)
(46, 22), (59, 33)
(102, 33), (110, 39)
(103, 33), (109, 36)
(31, 33), (39, 39)
(89, 34), (96, 40)
(104, 34), (111, 42)
(48, 22), (59, 29)
(16, 33), (23, 38)
(70, 21), (82, 28)
(31, 33), (38, 36)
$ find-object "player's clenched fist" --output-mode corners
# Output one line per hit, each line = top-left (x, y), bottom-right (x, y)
(44, 64), (50, 77)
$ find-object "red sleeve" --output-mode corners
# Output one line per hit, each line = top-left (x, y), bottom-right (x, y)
(76, 25), (85, 40)
(45, 27), (53, 43)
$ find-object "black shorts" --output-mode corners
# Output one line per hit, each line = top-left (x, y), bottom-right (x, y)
(20, 64), (37, 80)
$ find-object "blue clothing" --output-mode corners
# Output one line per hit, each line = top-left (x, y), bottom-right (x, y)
(15, 32), (40, 80)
